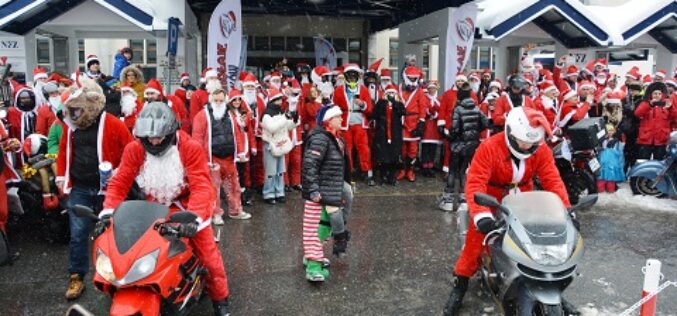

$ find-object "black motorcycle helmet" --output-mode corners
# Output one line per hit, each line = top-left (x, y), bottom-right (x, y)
(296, 63), (311, 75)
(16, 88), (36, 112)
(134, 102), (179, 156)
(508, 75), (526, 91)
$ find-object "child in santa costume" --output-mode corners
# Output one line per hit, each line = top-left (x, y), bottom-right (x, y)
(192, 89), (252, 223)
(397, 66), (427, 182)
(56, 75), (134, 300)
(333, 64), (375, 186)
(420, 80), (442, 177)
(443, 107), (574, 315)
(302, 104), (353, 282)
(372, 84), (405, 185)
(99, 102), (232, 315)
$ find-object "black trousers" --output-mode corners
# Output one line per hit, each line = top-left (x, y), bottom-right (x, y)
(637, 144), (667, 160)
(421, 143), (439, 167)
(444, 149), (476, 194)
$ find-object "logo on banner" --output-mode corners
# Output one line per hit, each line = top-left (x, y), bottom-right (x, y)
(456, 17), (475, 41)
(219, 11), (237, 39)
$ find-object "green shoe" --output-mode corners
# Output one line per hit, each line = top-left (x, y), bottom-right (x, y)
(305, 260), (329, 282)
(302, 257), (331, 268)
(317, 206), (332, 242)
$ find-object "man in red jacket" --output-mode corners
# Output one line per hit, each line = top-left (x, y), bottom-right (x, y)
(56, 76), (134, 300)
(333, 63), (375, 185)
(397, 66), (427, 182)
(443, 107), (572, 315)
(99, 103), (231, 315)
(189, 67), (219, 123)
(492, 75), (534, 129)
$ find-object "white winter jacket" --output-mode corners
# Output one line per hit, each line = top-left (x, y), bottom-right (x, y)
(261, 113), (298, 157)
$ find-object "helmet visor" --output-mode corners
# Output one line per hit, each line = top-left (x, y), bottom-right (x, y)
(507, 126), (540, 156)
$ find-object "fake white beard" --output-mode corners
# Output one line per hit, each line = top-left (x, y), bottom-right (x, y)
(471, 82), (480, 93)
(136, 146), (186, 206)
(206, 79), (222, 94)
(300, 75), (309, 85)
(403, 76), (418, 87)
(427, 91), (438, 98)
(270, 81), (281, 90)
(287, 95), (299, 112)
(120, 95), (137, 117)
(381, 81), (391, 90)
(318, 82), (334, 98)
(541, 95), (556, 110)
(212, 103), (227, 120)
(243, 89), (257, 104)
(335, 79), (345, 87)
(368, 84), (377, 100)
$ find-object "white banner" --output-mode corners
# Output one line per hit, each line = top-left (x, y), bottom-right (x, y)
(208, 0), (242, 91)
(313, 37), (337, 70)
(0, 37), (26, 73)
(444, 3), (478, 91)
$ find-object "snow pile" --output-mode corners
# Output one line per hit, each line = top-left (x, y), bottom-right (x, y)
(596, 183), (677, 213)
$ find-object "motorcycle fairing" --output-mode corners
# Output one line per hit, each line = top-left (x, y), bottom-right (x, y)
(110, 287), (161, 316)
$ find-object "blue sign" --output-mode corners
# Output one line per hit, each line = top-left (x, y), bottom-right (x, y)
(167, 17), (181, 56)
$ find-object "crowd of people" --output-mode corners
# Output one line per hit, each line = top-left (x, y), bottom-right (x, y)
(0, 43), (675, 315)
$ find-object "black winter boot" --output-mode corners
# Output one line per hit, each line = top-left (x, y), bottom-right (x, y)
(443, 275), (469, 316)
(212, 298), (230, 316)
(332, 230), (351, 257)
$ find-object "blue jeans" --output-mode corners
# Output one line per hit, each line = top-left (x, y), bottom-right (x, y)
(263, 143), (285, 199)
(68, 186), (103, 276)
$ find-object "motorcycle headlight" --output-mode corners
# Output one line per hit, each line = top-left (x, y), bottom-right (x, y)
(95, 248), (116, 283)
(523, 243), (571, 266)
(115, 249), (159, 286)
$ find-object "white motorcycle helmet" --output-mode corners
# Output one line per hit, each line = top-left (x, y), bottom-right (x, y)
(504, 107), (545, 160)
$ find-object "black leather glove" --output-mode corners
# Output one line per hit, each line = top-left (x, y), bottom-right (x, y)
(412, 121), (425, 137)
(179, 222), (199, 238)
(476, 217), (496, 234)
(93, 215), (111, 238)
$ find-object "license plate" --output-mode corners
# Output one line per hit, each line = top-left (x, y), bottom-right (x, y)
(589, 158), (600, 172)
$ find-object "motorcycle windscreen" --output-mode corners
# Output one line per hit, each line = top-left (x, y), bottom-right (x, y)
(502, 191), (568, 244)
(113, 201), (169, 254)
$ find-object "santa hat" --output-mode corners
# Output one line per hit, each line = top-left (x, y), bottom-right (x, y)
(333, 66), (344, 76)
(468, 72), (480, 81)
(288, 78), (301, 92)
(578, 80), (596, 91)
(606, 91), (622, 105)
(367, 58), (384, 73)
(145, 79), (165, 99)
(665, 78), (676, 89)
(33, 67), (48, 81)
(559, 89), (577, 103)
(489, 80), (502, 90)
(380, 69), (392, 80)
(566, 65), (579, 77)
(120, 83), (137, 96)
(228, 89), (243, 102)
(343, 63), (362, 74)
(582, 60), (595, 76)
(242, 73), (257, 87)
(316, 104), (342, 126)
(625, 66), (641, 81)
(47, 72), (73, 86)
(238, 71), (249, 82)
(311, 66), (331, 84)
(427, 80), (439, 89)
(642, 74), (652, 86)
(655, 69), (667, 79)
(269, 71), (281, 80)
(267, 88), (283, 101)
(455, 73), (468, 82)
(384, 84), (399, 94)
(594, 58), (607, 69)
(179, 72), (190, 82)
(485, 92), (499, 101)
(202, 67), (217, 82)
(404, 66), (421, 78)
(85, 54), (99, 67)
(540, 81), (558, 94)
(540, 69), (554, 84)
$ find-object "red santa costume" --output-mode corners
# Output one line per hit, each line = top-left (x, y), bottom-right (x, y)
(35, 98), (58, 137)
(242, 74), (266, 189)
(421, 80), (442, 174)
(454, 108), (570, 278)
(492, 91), (534, 129)
(283, 79), (303, 188)
(189, 67), (217, 122)
(101, 130), (229, 301)
(119, 84), (144, 132)
(145, 79), (190, 133)
(530, 82), (561, 129)
(192, 90), (250, 219)
(333, 64), (374, 179)
(397, 66), (427, 181)
(0, 119), (20, 231)
(437, 75), (479, 173)
(554, 64), (579, 92)
(556, 89), (590, 130)
(7, 85), (39, 166)
(478, 92), (500, 140)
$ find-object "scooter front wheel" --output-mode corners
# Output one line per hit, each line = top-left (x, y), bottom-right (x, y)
(629, 176), (666, 197)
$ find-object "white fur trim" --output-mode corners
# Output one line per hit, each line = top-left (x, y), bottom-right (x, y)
(606, 98), (621, 105)
(563, 90), (577, 101)
(145, 87), (161, 96)
(180, 75), (190, 82)
(99, 208), (114, 218)
(323, 106), (343, 122)
(437, 119), (446, 127)
(34, 72), (48, 81)
(473, 212), (494, 227)
(205, 69), (217, 78)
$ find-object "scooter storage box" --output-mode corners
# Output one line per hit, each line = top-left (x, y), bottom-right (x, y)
(568, 117), (605, 150)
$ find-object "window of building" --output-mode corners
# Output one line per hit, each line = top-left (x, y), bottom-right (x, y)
(478, 47), (491, 69)
(301, 37), (314, 52)
(254, 36), (269, 51)
(247, 36), (254, 50)
(36, 38), (50, 65)
(146, 39), (157, 64)
(129, 39), (144, 63)
(422, 44), (430, 68)
(332, 38), (346, 52)
(348, 38), (360, 52)
(389, 39), (398, 67)
(286, 37), (300, 51)
(270, 36), (285, 51)
(78, 39), (85, 64)
(349, 52), (360, 64)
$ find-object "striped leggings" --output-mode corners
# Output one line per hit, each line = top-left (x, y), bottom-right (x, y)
(302, 200), (329, 261)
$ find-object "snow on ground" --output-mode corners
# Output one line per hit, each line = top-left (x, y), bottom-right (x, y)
(596, 183), (677, 213)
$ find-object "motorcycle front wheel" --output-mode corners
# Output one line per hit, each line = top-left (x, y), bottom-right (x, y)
(533, 303), (563, 316)
(629, 176), (666, 197)
(564, 169), (598, 206)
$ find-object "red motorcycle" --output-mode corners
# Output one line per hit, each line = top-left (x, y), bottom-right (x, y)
(74, 201), (207, 315)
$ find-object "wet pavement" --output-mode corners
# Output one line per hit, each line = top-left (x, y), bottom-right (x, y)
(1, 176), (677, 315)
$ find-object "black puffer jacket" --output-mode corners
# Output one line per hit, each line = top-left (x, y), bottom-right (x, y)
(450, 98), (489, 154)
(302, 127), (350, 206)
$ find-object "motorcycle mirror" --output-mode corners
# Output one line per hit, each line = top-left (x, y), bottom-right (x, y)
(572, 194), (598, 211)
(66, 304), (94, 316)
(474, 193), (500, 208)
(72, 205), (98, 221)
(169, 211), (197, 224)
